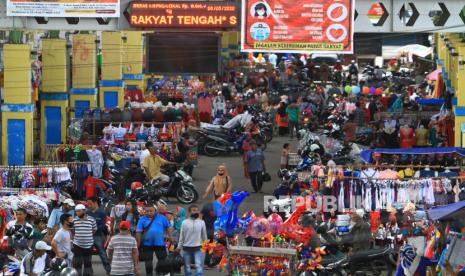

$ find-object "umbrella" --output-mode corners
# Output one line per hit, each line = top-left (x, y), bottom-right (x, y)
(426, 69), (442, 81)
(397, 44), (433, 58)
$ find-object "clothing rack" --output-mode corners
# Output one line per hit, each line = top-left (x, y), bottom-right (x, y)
(0, 165), (69, 169)
(33, 161), (92, 165)
(45, 144), (106, 149)
(302, 175), (465, 181)
(310, 164), (460, 169)
(101, 121), (182, 125)
(0, 187), (55, 194)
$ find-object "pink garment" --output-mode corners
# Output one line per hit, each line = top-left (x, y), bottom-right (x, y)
(378, 170), (398, 180)
(345, 102), (356, 115)
(198, 96), (213, 114)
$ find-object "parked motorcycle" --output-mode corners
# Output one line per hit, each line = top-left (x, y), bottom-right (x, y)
(150, 165), (199, 204)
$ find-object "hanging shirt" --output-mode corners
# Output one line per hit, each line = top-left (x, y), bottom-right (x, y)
(86, 149), (104, 178)
(84, 177), (106, 199)
(397, 168), (415, 180)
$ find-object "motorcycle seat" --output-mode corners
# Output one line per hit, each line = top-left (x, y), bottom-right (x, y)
(350, 247), (392, 260)
(320, 254), (347, 267)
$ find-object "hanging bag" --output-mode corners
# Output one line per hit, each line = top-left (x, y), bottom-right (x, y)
(157, 124), (172, 142)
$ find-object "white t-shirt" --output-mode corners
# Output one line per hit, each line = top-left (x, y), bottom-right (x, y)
(139, 149), (150, 166)
(110, 204), (126, 219)
(20, 253), (47, 276)
(53, 229), (73, 264)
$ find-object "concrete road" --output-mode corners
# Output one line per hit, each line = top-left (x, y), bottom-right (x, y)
(91, 136), (294, 275)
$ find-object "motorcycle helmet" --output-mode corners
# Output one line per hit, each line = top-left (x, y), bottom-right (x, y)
(50, 258), (68, 271)
(277, 169), (286, 179)
(60, 268), (79, 276)
(310, 144), (320, 152)
(130, 182), (143, 191)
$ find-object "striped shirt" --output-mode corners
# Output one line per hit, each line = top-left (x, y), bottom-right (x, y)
(108, 234), (137, 275)
(72, 216), (97, 249)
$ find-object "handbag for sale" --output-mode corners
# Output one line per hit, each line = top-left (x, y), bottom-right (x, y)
(157, 124), (172, 142)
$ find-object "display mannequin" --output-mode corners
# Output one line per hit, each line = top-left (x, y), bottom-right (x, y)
(400, 124), (414, 148)
(415, 125), (428, 147)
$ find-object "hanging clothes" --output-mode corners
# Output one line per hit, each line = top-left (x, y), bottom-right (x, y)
(86, 149), (104, 178)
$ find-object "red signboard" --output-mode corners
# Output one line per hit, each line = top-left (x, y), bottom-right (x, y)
(126, 1), (238, 29)
(241, 0), (354, 53)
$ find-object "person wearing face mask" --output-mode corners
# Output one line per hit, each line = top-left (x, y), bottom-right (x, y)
(203, 164), (232, 200)
(176, 205), (207, 276)
(254, 3), (268, 19)
(47, 198), (75, 236)
(72, 204), (97, 276)
(51, 214), (74, 266)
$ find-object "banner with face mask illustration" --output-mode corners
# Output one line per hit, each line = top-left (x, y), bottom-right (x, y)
(241, 0), (354, 53)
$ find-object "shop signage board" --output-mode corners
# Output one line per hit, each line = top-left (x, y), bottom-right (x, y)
(126, 1), (238, 30)
(241, 0), (354, 53)
(7, 0), (120, 17)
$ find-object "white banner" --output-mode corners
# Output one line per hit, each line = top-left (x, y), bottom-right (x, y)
(7, 0), (120, 18)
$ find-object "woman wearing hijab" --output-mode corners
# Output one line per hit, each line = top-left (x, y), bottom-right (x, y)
(203, 164), (232, 200)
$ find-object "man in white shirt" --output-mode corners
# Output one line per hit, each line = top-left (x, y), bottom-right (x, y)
(51, 214), (73, 266)
(139, 141), (153, 166)
(20, 241), (51, 276)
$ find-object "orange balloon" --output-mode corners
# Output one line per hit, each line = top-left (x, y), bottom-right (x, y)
(362, 86), (370, 94)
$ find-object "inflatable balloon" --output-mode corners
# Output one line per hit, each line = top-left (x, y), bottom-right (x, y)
(375, 87), (384, 95)
(218, 193), (231, 206)
(352, 86), (360, 94)
(247, 217), (271, 239)
(224, 191), (250, 236)
(369, 86), (376, 95)
(268, 213), (284, 235)
(344, 85), (352, 93)
(362, 86), (370, 94)
(213, 197), (234, 233)
(282, 205), (313, 244)
(237, 211), (255, 234)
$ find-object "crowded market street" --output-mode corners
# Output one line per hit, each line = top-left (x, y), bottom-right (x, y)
(2, 0), (465, 275)
(89, 136), (288, 276)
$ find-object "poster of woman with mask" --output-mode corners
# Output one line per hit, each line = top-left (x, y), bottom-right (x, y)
(252, 2), (271, 19)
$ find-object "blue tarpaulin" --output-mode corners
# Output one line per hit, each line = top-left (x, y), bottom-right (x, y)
(428, 201), (465, 220)
(360, 147), (465, 163)
(415, 98), (444, 105)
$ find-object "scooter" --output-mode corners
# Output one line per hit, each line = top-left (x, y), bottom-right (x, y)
(201, 132), (251, 157)
(150, 165), (198, 204)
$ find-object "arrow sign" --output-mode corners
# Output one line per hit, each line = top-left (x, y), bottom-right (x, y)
(399, 2), (419, 26)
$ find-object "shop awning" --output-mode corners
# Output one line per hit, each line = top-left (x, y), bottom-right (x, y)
(428, 201), (465, 221)
(415, 98), (444, 105)
(360, 147), (465, 163)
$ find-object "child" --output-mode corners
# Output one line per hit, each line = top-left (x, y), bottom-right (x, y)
(281, 143), (290, 169)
